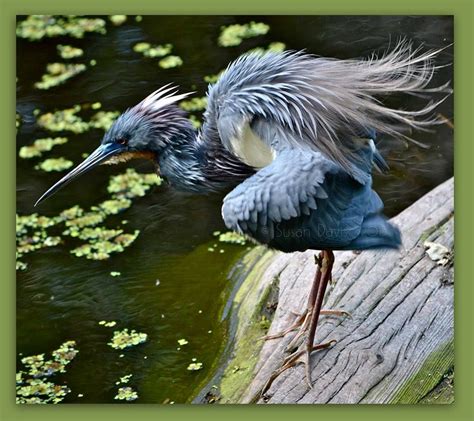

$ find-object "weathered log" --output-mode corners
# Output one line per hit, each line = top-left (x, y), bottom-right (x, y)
(215, 177), (454, 404)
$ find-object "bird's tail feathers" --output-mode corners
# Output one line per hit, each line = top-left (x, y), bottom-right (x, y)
(303, 39), (451, 177)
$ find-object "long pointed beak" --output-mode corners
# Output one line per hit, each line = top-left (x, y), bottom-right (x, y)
(34, 143), (123, 207)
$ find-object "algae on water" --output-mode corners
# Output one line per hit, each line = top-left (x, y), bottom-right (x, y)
(179, 97), (207, 112)
(109, 15), (127, 26)
(19, 137), (68, 159)
(159, 55), (183, 69)
(114, 386), (138, 401)
(35, 63), (86, 90)
(16, 340), (79, 404)
(57, 44), (84, 59)
(107, 168), (162, 199)
(108, 328), (148, 350)
(35, 157), (74, 172)
(133, 42), (173, 58)
(37, 106), (89, 134)
(17, 15), (106, 41)
(218, 22), (270, 47)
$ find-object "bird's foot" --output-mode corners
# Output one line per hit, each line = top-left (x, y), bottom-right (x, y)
(259, 339), (337, 398)
(261, 308), (350, 342)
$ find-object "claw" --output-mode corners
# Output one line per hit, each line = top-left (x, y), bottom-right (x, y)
(259, 339), (336, 397)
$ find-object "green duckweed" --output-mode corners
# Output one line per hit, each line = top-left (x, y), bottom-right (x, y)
(16, 340), (78, 404)
(17, 168), (159, 268)
(215, 231), (247, 245)
(247, 41), (286, 54)
(99, 320), (117, 327)
(189, 114), (201, 129)
(158, 55), (183, 69)
(109, 15), (127, 26)
(17, 15), (106, 41)
(35, 63), (86, 90)
(98, 320), (117, 327)
(179, 96), (207, 112)
(177, 338), (189, 346)
(108, 328), (148, 350)
(218, 21), (270, 47)
(93, 198), (132, 215)
(37, 107), (119, 134)
(115, 374), (133, 385)
(64, 210), (105, 229)
(70, 230), (139, 260)
(204, 72), (224, 84)
(187, 362), (203, 371)
(57, 44), (84, 59)
(19, 137), (68, 159)
(89, 111), (120, 131)
(133, 42), (173, 58)
(37, 106), (89, 134)
(35, 157), (74, 172)
(114, 386), (138, 401)
(107, 168), (162, 199)
(65, 226), (122, 241)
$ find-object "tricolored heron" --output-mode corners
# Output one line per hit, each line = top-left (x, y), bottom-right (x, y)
(35, 41), (449, 392)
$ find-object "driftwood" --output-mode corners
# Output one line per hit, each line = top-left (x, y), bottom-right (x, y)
(215, 177), (453, 404)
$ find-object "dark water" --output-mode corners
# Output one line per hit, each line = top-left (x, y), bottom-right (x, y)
(16, 15), (453, 403)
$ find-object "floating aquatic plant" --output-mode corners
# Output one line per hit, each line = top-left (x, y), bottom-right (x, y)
(110, 271), (121, 277)
(187, 362), (203, 371)
(89, 111), (120, 131)
(218, 21), (270, 47)
(17, 213), (60, 235)
(115, 374), (132, 385)
(16, 340), (78, 404)
(37, 106), (89, 134)
(204, 72), (224, 84)
(189, 115), (201, 129)
(247, 41), (286, 55)
(70, 230), (139, 260)
(108, 328), (148, 350)
(114, 386), (138, 401)
(17, 15), (106, 41)
(36, 107), (119, 134)
(35, 157), (74, 172)
(17, 170), (159, 268)
(16, 261), (28, 271)
(158, 55), (183, 69)
(19, 137), (68, 159)
(35, 63), (86, 90)
(93, 198), (132, 215)
(65, 226), (122, 241)
(179, 97), (207, 112)
(98, 320), (117, 327)
(57, 44), (84, 59)
(16, 213), (62, 270)
(109, 15), (127, 26)
(177, 338), (189, 346)
(133, 42), (173, 58)
(107, 168), (162, 199)
(215, 231), (247, 245)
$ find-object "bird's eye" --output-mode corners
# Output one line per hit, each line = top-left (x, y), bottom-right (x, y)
(117, 137), (128, 146)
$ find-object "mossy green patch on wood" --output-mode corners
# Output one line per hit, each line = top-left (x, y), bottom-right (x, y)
(218, 247), (277, 403)
(390, 340), (454, 404)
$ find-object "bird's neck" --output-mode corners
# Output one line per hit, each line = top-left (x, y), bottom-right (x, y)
(158, 129), (254, 193)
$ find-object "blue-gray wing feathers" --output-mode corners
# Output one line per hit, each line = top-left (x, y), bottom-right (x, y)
(222, 148), (400, 251)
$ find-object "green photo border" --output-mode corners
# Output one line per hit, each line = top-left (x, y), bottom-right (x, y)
(2, 0), (473, 419)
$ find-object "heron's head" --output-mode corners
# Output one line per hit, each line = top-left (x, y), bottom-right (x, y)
(35, 85), (195, 206)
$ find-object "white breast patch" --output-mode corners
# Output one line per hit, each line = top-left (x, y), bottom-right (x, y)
(229, 122), (275, 168)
